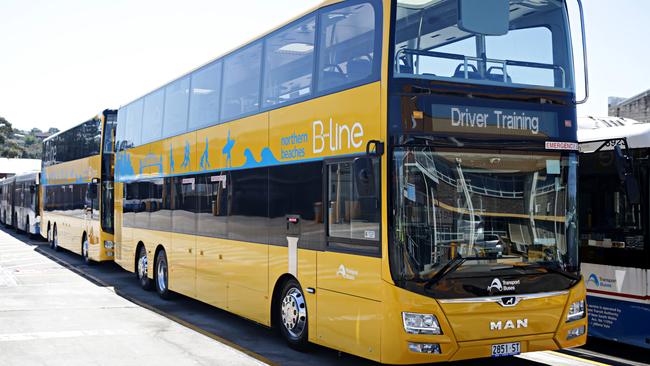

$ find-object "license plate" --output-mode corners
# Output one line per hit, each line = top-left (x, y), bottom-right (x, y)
(491, 342), (520, 357)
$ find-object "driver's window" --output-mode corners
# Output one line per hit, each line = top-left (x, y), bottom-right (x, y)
(317, 2), (377, 92)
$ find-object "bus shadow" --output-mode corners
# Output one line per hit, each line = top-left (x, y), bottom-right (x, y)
(4, 226), (547, 366)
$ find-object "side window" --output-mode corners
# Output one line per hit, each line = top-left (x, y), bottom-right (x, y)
(163, 76), (190, 138)
(269, 162), (324, 249)
(263, 16), (316, 107)
(327, 158), (380, 254)
(189, 61), (223, 130)
(142, 89), (165, 143)
(115, 108), (127, 151)
(123, 183), (138, 228)
(125, 99), (144, 148)
(149, 178), (171, 232)
(317, 2), (377, 92)
(221, 42), (262, 120)
(197, 173), (228, 238)
(135, 181), (150, 229)
(228, 168), (268, 243)
(172, 176), (197, 235)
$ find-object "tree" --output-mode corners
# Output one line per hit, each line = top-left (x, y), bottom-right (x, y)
(48, 127), (60, 134)
(0, 116), (12, 145)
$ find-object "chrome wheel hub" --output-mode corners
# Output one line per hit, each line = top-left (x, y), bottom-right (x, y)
(83, 240), (89, 258)
(281, 288), (306, 338)
(157, 260), (167, 291)
(138, 253), (148, 280)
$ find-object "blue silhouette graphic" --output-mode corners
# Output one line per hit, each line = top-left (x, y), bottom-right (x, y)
(241, 147), (280, 168)
(139, 153), (163, 175)
(116, 151), (135, 181)
(181, 141), (191, 169)
(169, 143), (175, 173)
(200, 137), (211, 170)
(222, 130), (235, 168)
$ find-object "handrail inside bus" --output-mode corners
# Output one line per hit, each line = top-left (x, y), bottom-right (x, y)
(394, 48), (567, 89)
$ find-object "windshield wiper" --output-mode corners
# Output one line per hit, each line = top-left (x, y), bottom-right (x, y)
(423, 256), (485, 289)
(526, 262), (581, 281)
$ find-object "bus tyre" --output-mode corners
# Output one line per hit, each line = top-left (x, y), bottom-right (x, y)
(137, 246), (153, 291)
(278, 279), (309, 350)
(82, 237), (91, 265)
(52, 226), (60, 252)
(154, 250), (172, 300)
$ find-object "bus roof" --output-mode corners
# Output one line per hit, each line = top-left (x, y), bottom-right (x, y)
(43, 111), (106, 143)
(578, 116), (650, 150)
(14, 171), (40, 183)
(118, 0), (345, 110)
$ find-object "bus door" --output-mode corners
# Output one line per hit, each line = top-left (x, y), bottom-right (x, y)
(316, 158), (383, 360)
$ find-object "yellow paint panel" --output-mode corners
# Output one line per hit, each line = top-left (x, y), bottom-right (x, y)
(439, 294), (567, 341)
(170, 231), (197, 298)
(196, 113), (269, 171)
(269, 82), (381, 165)
(196, 236), (227, 309)
(317, 289), (381, 362)
(317, 251), (382, 301)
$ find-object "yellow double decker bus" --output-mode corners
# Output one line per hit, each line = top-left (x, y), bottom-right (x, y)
(114, 0), (589, 362)
(41, 110), (118, 263)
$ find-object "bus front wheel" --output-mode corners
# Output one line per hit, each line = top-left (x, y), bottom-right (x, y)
(154, 249), (172, 300)
(278, 279), (309, 350)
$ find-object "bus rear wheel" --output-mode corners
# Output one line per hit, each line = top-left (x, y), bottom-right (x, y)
(154, 249), (172, 300)
(137, 246), (153, 291)
(82, 236), (91, 265)
(52, 226), (59, 252)
(277, 279), (309, 350)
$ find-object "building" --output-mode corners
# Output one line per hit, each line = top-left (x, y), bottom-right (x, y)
(608, 89), (650, 123)
(0, 158), (41, 179)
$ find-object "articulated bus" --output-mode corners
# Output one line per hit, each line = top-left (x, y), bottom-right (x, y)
(578, 116), (650, 349)
(41, 110), (118, 263)
(113, 0), (589, 363)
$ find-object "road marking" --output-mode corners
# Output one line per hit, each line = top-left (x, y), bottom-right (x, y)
(518, 351), (611, 366)
(0, 329), (132, 342)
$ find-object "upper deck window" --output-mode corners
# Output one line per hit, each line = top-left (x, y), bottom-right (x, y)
(318, 2), (377, 92)
(393, 0), (574, 91)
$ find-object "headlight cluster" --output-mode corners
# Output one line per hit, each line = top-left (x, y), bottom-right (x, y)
(566, 300), (585, 322)
(402, 312), (442, 335)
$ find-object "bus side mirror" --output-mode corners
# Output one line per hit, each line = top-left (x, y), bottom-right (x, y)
(29, 185), (36, 193)
(614, 145), (641, 205)
(458, 0), (509, 36)
(89, 182), (98, 197)
(354, 157), (376, 198)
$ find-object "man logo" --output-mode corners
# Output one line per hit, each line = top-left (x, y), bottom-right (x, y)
(490, 319), (528, 331)
(487, 278), (503, 292)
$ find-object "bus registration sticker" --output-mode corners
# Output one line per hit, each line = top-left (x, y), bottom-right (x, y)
(491, 342), (520, 357)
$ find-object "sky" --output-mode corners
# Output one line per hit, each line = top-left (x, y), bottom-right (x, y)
(0, 0), (649, 132)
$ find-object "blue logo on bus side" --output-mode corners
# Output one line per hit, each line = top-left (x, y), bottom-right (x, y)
(587, 273), (600, 287)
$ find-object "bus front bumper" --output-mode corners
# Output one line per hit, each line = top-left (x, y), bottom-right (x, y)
(380, 280), (587, 364)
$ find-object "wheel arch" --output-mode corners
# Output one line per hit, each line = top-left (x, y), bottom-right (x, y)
(270, 273), (300, 329)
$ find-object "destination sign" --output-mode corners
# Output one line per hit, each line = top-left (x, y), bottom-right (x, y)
(429, 104), (558, 137)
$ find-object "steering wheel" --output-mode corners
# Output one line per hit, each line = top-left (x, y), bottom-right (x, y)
(322, 64), (344, 74)
(454, 63), (478, 76)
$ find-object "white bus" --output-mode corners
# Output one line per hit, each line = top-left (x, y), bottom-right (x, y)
(578, 116), (650, 349)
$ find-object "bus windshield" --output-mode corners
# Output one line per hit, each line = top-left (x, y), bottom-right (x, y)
(393, 0), (575, 91)
(392, 147), (577, 284)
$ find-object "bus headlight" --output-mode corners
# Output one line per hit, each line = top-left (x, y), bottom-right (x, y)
(566, 300), (585, 322)
(104, 241), (114, 250)
(402, 312), (442, 335)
